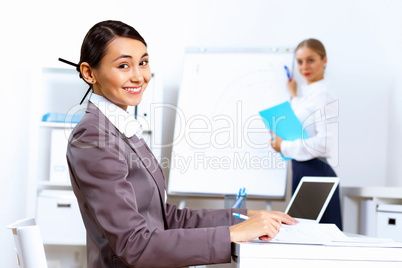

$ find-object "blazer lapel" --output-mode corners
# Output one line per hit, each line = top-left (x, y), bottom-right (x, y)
(87, 102), (167, 204)
(90, 104), (169, 228)
(87, 101), (165, 200)
(124, 135), (166, 204)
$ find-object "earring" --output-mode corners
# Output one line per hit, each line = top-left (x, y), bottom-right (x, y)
(91, 80), (94, 83)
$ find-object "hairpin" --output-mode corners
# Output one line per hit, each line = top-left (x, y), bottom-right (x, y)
(58, 58), (79, 68)
(58, 58), (91, 105)
(79, 86), (92, 105)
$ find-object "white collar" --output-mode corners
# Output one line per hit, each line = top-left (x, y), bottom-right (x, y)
(89, 93), (142, 138)
(302, 79), (326, 95)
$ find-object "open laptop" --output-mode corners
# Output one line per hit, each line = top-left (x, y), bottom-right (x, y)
(284, 176), (340, 223)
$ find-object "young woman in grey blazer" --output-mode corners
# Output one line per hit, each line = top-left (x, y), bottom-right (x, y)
(66, 20), (296, 268)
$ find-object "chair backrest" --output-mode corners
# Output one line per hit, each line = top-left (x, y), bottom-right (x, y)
(7, 218), (48, 268)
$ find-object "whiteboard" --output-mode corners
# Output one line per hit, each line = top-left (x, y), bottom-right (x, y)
(168, 47), (294, 198)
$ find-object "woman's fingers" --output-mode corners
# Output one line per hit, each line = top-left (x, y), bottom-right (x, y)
(229, 210), (296, 242)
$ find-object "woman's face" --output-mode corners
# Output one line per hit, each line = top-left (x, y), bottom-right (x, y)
(295, 46), (327, 85)
(92, 36), (151, 110)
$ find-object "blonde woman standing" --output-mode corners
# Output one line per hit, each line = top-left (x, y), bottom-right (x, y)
(270, 39), (342, 230)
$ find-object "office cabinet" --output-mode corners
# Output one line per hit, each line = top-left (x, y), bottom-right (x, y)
(376, 204), (402, 242)
(37, 190), (86, 245)
(49, 129), (72, 183)
(342, 187), (402, 238)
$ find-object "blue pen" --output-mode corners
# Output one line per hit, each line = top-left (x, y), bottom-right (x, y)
(232, 213), (250, 220)
(233, 213), (288, 232)
(233, 188), (247, 208)
(284, 65), (292, 80)
(232, 195), (244, 208)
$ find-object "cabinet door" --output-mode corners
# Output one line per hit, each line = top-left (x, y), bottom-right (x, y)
(37, 190), (86, 245)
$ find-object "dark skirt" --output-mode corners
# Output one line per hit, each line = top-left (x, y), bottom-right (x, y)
(291, 158), (343, 230)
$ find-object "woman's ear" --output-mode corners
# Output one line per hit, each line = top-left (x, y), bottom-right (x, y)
(80, 62), (96, 84)
(323, 56), (328, 67)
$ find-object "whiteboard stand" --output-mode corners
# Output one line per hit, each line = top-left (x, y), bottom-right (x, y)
(224, 194), (247, 209)
(178, 198), (274, 211)
(178, 198), (187, 209)
(266, 200), (272, 211)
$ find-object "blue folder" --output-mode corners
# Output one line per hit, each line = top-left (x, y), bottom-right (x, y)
(259, 101), (308, 160)
(42, 113), (84, 123)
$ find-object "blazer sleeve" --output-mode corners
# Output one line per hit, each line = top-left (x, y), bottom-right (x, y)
(165, 203), (247, 229)
(67, 121), (237, 267)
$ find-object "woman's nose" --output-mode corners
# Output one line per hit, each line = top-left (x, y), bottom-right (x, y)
(130, 67), (144, 83)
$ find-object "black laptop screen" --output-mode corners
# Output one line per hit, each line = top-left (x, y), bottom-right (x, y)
(287, 181), (335, 220)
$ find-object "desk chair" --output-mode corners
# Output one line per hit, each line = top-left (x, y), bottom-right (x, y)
(7, 218), (48, 268)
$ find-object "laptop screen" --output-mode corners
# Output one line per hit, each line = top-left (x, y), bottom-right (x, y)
(286, 181), (336, 220)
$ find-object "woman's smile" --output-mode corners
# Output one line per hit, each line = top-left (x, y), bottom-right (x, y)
(123, 86), (142, 94)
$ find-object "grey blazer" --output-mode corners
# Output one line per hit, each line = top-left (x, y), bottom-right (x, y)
(67, 102), (245, 268)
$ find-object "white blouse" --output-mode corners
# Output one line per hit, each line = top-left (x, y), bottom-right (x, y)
(281, 80), (338, 163)
(89, 93), (143, 138)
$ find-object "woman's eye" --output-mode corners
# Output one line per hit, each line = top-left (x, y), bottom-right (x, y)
(297, 60), (302, 65)
(308, 59), (314, 63)
(140, 60), (149, 66)
(118, 63), (129, 69)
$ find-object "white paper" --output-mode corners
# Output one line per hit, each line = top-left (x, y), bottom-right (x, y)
(268, 222), (348, 245)
(253, 222), (402, 248)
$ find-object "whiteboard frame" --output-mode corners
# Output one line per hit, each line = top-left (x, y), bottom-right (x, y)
(168, 46), (294, 199)
(185, 46), (294, 54)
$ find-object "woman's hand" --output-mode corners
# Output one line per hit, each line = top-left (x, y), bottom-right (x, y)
(287, 79), (297, 98)
(269, 131), (283, 153)
(229, 210), (297, 242)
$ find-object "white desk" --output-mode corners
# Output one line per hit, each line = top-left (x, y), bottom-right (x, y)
(232, 240), (402, 267)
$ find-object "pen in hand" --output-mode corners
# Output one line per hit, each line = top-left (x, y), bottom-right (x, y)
(284, 65), (292, 81)
(232, 213), (287, 232)
(232, 213), (250, 220)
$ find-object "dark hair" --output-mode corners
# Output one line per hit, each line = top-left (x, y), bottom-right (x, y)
(77, 20), (147, 80)
(295, 38), (326, 59)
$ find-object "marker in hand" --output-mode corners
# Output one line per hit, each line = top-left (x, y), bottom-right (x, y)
(232, 213), (288, 232)
(284, 65), (292, 81)
(232, 213), (250, 220)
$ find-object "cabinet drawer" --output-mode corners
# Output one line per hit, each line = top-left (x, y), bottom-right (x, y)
(37, 190), (86, 245)
(376, 204), (402, 242)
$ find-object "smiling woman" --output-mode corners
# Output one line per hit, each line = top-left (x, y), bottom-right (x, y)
(77, 21), (151, 110)
(80, 37), (151, 110)
(65, 20), (296, 268)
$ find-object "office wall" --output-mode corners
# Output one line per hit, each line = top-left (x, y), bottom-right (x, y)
(1, 0), (401, 267)
(183, 0), (400, 188)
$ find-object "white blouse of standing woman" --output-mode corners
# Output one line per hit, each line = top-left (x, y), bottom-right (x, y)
(270, 43), (338, 164)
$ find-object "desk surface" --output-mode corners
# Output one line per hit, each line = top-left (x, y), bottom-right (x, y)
(342, 186), (402, 199)
(232, 240), (402, 268)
